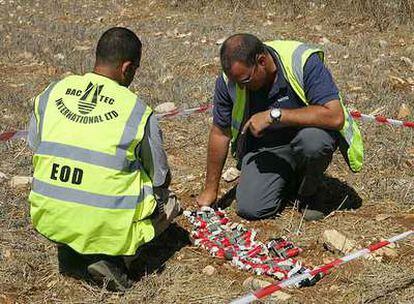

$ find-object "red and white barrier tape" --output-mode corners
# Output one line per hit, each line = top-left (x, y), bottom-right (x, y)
(0, 130), (28, 142)
(1, 105), (413, 142)
(350, 110), (414, 128)
(230, 230), (414, 304)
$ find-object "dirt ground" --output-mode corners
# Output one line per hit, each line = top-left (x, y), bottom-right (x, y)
(0, 1), (413, 303)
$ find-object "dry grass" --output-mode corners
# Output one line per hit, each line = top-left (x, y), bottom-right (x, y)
(1, 0), (414, 303)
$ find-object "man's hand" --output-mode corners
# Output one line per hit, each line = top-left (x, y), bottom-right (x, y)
(242, 109), (273, 137)
(196, 188), (217, 207)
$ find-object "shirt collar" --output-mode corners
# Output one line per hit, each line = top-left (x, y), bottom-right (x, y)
(266, 46), (288, 98)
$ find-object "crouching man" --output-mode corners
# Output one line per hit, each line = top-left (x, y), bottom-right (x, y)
(27, 27), (181, 291)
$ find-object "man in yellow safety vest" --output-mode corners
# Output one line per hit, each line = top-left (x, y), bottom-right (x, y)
(197, 33), (363, 221)
(27, 27), (181, 291)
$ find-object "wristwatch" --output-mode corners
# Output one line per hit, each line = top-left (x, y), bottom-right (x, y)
(269, 107), (282, 124)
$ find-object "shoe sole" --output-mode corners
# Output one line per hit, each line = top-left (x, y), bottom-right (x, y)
(87, 261), (131, 292)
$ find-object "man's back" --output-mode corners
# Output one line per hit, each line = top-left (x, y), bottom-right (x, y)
(29, 72), (157, 256)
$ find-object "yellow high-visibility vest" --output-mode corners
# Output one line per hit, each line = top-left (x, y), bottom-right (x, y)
(29, 73), (156, 255)
(225, 40), (364, 172)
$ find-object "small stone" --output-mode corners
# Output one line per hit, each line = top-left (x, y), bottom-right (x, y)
(10, 176), (33, 188)
(313, 25), (322, 31)
(375, 214), (391, 222)
(329, 285), (340, 292)
(378, 40), (388, 48)
(54, 53), (65, 60)
(322, 256), (336, 264)
(243, 277), (291, 301)
(0, 171), (8, 181)
(243, 277), (270, 289)
(185, 175), (196, 182)
(21, 51), (33, 59)
(74, 45), (90, 51)
(319, 37), (330, 45)
(161, 75), (174, 84)
(400, 57), (414, 70)
(216, 38), (226, 45)
(202, 265), (216, 276)
(374, 246), (398, 260)
(322, 229), (357, 254)
(4, 249), (12, 259)
(154, 102), (177, 114)
(397, 103), (411, 119)
(222, 167), (240, 182)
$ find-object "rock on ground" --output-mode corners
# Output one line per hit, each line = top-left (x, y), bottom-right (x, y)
(222, 167), (240, 182)
(10, 176), (33, 188)
(322, 229), (357, 254)
(243, 277), (292, 301)
(202, 265), (216, 276)
(154, 102), (177, 113)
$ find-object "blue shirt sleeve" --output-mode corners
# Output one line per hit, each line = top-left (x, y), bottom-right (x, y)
(137, 114), (170, 187)
(212, 75), (233, 129)
(303, 53), (339, 105)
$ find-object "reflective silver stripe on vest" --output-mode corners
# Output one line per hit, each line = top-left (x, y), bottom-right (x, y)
(32, 178), (153, 209)
(38, 82), (58, 138)
(117, 98), (147, 155)
(291, 44), (312, 88)
(37, 141), (139, 171)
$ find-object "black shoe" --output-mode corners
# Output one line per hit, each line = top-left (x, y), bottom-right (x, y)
(57, 244), (89, 279)
(297, 194), (327, 221)
(87, 260), (132, 292)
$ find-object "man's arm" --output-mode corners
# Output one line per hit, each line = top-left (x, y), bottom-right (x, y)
(243, 53), (344, 137)
(197, 75), (233, 207)
(196, 125), (231, 206)
(27, 97), (40, 151)
(243, 100), (344, 137)
(137, 114), (170, 188)
(279, 100), (344, 128)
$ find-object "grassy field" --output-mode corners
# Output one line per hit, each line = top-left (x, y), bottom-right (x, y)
(1, 0), (413, 303)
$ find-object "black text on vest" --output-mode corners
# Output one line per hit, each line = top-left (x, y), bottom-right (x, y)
(50, 163), (83, 185)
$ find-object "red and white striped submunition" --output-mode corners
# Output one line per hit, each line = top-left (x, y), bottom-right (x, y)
(2, 105), (414, 142)
(230, 230), (414, 304)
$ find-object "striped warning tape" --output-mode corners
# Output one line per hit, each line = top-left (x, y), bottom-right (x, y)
(350, 110), (414, 128)
(1, 104), (413, 142)
(230, 230), (414, 304)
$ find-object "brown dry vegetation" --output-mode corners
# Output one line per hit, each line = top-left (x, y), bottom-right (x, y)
(1, 0), (414, 303)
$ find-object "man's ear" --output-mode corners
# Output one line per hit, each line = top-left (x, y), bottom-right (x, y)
(121, 61), (133, 76)
(257, 54), (267, 67)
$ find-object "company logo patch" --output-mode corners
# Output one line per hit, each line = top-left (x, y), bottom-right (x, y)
(78, 82), (103, 115)
(57, 82), (119, 124)
(277, 96), (289, 103)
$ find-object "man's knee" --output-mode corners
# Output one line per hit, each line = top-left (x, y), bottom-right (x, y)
(291, 128), (336, 159)
(236, 188), (283, 220)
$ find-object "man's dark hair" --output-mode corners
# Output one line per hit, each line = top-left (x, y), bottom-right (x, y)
(96, 27), (142, 67)
(220, 33), (266, 75)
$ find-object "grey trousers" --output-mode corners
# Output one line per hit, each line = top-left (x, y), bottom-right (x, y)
(236, 127), (338, 220)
